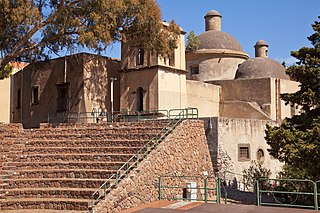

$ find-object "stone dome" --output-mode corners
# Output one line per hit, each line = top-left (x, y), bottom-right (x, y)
(205, 10), (222, 17)
(198, 30), (243, 51)
(235, 57), (290, 79)
(255, 40), (268, 47)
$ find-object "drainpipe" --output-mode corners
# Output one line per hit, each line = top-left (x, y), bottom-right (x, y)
(275, 79), (281, 122)
(110, 77), (117, 119)
(64, 56), (67, 83)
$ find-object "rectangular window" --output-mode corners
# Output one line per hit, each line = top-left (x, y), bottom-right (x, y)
(238, 144), (250, 161)
(17, 89), (21, 108)
(31, 86), (39, 105)
(191, 66), (199, 74)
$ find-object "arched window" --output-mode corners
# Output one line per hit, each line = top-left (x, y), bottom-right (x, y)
(136, 48), (144, 66)
(257, 149), (265, 163)
(136, 87), (144, 112)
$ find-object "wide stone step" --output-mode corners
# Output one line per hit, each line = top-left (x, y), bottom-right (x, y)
(0, 187), (97, 200)
(0, 178), (108, 189)
(22, 146), (141, 155)
(29, 126), (164, 135)
(28, 133), (158, 141)
(25, 139), (149, 147)
(13, 169), (117, 179)
(2, 161), (125, 170)
(17, 153), (135, 162)
(3, 210), (87, 213)
(0, 197), (90, 211)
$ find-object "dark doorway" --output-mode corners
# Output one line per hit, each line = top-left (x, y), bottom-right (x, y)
(56, 83), (70, 112)
(136, 87), (144, 112)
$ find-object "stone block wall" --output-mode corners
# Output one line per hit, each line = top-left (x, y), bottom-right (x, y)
(93, 119), (214, 213)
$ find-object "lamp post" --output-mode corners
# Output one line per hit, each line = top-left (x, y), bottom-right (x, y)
(110, 77), (117, 120)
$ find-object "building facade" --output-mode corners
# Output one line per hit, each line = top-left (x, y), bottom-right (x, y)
(10, 10), (300, 181)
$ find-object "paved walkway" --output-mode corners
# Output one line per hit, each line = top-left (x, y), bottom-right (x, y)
(123, 201), (318, 213)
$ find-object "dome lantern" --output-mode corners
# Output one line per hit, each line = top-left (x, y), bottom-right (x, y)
(204, 10), (222, 31)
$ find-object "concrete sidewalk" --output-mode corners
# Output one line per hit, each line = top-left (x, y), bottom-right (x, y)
(131, 202), (318, 213)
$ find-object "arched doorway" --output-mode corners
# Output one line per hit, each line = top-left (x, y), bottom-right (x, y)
(136, 87), (144, 112)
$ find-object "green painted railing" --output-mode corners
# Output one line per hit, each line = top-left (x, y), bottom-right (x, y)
(89, 108), (198, 211)
(256, 178), (320, 210)
(47, 111), (78, 124)
(48, 110), (170, 124)
(158, 175), (221, 203)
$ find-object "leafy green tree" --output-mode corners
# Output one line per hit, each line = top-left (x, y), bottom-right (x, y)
(265, 16), (320, 180)
(0, 64), (12, 79)
(0, 0), (179, 75)
(186, 31), (200, 52)
(242, 160), (271, 189)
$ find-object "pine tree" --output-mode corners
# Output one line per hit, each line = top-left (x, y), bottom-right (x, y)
(265, 16), (320, 180)
(186, 31), (200, 52)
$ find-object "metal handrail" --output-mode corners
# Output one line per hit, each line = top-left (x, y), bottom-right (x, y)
(48, 109), (170, 124)
(256, 178), (319, 210)
(90, 108), (198, 210)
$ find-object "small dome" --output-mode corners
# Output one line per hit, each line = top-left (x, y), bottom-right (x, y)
(255, 40), (269, 47)
(198, 31), (243, 51)
(235, 57), (289, 79)
(205, 10), (222, 17)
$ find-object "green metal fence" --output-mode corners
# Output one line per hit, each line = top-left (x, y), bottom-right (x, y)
(256, 178), (319, 210)
(158, 175), (221, 203)
(89, 108), (198, 211)
(48, 109), (172, 124)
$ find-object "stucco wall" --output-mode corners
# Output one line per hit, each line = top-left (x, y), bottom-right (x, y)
(204, 117), (282, 182)
(12, 53), (120, 128)
(158, 34), (186, 70)
(279, 78), (300, 119)
(82, 54), (120, 113)
(120, 68), (158, 112)
(186, 80), (220, 117)
(220, 101), (270, 120)
(0, 77), (11, 123)
(158, 69), (187, 110)
(94, 120), (214, 213)
(121, 33), (185, 71)
(186, 52), (247, 81)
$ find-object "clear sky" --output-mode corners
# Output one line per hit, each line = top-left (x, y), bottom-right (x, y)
(106, 0), (319, 65)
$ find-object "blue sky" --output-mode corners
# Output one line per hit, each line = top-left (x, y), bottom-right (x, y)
(106, 0), (320, 65)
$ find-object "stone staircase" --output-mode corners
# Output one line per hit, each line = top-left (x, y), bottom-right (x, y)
(0, 121), (167, 212)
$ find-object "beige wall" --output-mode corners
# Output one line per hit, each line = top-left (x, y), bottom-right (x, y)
(205, 117), (282, 181)
(186, 80), (220, 117)
(120, 68), (158, 112)
(121, 31), (185, 71)
(210, 78), (272, 119)
(12, 53), (120, 128)
(0, 63), (28, 123)
(158, 69), (187, 110)
(0, 78), (11, 123)
(186, 50), (248, 81)
(279, 78), (300, 119)
(209, 78), (299, 121)
(158, 34), (186, 70)
(82, 54), (120, 113)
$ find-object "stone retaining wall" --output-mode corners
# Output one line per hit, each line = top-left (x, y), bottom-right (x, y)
(94, 119), (214, 213)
